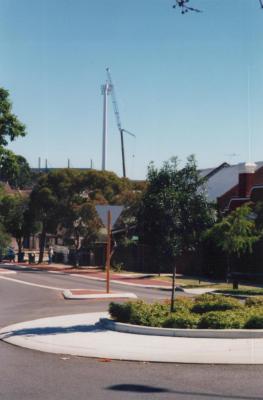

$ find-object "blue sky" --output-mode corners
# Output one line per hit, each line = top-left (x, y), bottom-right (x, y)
(0, 0), (262, 179)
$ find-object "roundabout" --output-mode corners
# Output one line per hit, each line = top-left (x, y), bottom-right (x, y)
(1, 312), (263, 364)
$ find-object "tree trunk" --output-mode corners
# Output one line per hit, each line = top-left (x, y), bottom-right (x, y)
(16, 237), (23, 254)
(170, 263), (176, 313)
(38, 229), (46, 264)
(226, 254), (231, 283)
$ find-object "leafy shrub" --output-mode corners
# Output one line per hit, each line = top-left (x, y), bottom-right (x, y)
(163, 312), (200, 329)
(109, 295), (263, 330)
(129, 301), (169, 327)
(111, 262), (124, 273)
(244, 313), (263, 329)
(109, 302), (133, 323)
(192, 294), (243, 314)
(198, 310), (247, 329)
(109, 300), (169, 327)
(173, 297), (194, 312)
(245, 296), (263, 308)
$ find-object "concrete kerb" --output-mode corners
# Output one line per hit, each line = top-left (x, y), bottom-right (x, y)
(99, 318), (263, 339)
(63, 289), (137, 300)
(2, 312), (263, 364)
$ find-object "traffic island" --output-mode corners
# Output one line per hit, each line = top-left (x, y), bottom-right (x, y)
(2, 312), (263, 364)
(62, 289), (137, 300)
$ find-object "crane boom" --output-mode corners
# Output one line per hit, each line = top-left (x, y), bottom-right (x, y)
(106, 68), (135, 178)
(106, 68), (122, 131)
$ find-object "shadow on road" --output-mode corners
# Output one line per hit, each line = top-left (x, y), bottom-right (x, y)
(106, 384), (263, 399)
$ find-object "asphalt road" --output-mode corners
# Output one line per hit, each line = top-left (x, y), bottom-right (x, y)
(1, 265), (263, 400)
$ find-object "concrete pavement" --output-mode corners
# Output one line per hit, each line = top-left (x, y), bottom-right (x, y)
(1, 312), (263, 364)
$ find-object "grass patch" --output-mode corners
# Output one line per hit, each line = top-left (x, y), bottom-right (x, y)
(216, 288), (263, 296)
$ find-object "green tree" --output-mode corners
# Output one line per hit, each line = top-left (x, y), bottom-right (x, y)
(205, 204), (260, 281)
(62, 201), (101, 251)
(138, 156), (214, 311)
(0, 148), (32, 188)
(0, 222), (11, 254)
(0, 88), (26, 146)
(80, 170), (132, 204)
(0, 194), (36, 253)
(29, 169), (102, 263)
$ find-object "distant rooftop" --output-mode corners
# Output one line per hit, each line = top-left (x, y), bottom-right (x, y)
(203, 162), (263, 202)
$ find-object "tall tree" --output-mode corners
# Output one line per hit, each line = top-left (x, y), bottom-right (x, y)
(0, 194), (37, 254)
(29, 169), (102, 263)
(0, 149), (32, 188)
(0, 88), (26, 146)
(205, 204), (261, 281)
(138, 156), (215, 311)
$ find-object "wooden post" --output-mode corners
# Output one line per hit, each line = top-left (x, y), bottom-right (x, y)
(106, 210), (112, 293)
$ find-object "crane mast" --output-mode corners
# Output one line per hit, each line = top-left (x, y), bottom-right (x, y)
(106, 68), (135, 178)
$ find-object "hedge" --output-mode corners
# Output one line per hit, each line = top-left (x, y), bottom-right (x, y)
(109, 295), (263, 329)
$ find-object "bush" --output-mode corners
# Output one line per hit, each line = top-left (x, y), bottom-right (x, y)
(192, 294), (243, 314)
(245, 296), (263, 308)
(163, 312), (200, 329)
(198, 310), (247, 329)
(173, 297), (194, 312)
(244, 313), (263, 329)
(109, 295), (263, 330)
(109, 302), (133, 323)
(109, 300), (169, 327)
(129, 301), (169, 327)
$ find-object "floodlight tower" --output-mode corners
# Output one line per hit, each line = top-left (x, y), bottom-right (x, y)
(101, 81), (111, 171)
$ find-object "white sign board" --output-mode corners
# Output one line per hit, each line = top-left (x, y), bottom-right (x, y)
(95, 205), (124, 228)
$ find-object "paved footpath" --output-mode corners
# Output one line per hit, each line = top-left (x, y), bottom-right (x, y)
(1, 312), (263, 364)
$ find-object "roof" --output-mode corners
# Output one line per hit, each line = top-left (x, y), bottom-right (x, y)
(203, 161), (263, 202)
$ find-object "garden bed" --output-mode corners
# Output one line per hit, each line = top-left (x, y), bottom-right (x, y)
(108, 294), (263, 331)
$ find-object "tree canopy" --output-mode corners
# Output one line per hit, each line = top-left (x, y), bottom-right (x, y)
(138, 156), (215, 272)
(0, 88), (26, 147)
(206, 204), (260, 258)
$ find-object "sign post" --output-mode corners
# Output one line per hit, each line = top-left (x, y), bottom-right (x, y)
(95, 205), (124, 295)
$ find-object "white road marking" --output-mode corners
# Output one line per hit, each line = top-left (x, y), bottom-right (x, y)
(0, 275), (65, 291)
(0, 269), (16, 275)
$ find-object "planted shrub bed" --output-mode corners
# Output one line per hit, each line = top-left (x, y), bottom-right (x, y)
(109, 294), (263, 330)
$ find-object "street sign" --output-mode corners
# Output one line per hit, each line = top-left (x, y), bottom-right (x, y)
(95, 205), (124, 228)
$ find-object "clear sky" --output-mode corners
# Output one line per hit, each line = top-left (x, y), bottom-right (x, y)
(0, 0), (262, 179)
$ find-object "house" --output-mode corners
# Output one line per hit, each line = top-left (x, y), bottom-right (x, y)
(202, 161), (263, 212)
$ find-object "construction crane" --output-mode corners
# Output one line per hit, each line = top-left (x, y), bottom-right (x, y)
(106, 68), (136, 178)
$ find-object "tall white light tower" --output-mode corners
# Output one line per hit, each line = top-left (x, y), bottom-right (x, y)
(101, 81), (111, 171)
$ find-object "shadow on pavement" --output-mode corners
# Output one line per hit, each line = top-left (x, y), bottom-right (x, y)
(106, 384), (263, 399)
(1, 322), (103, 339)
